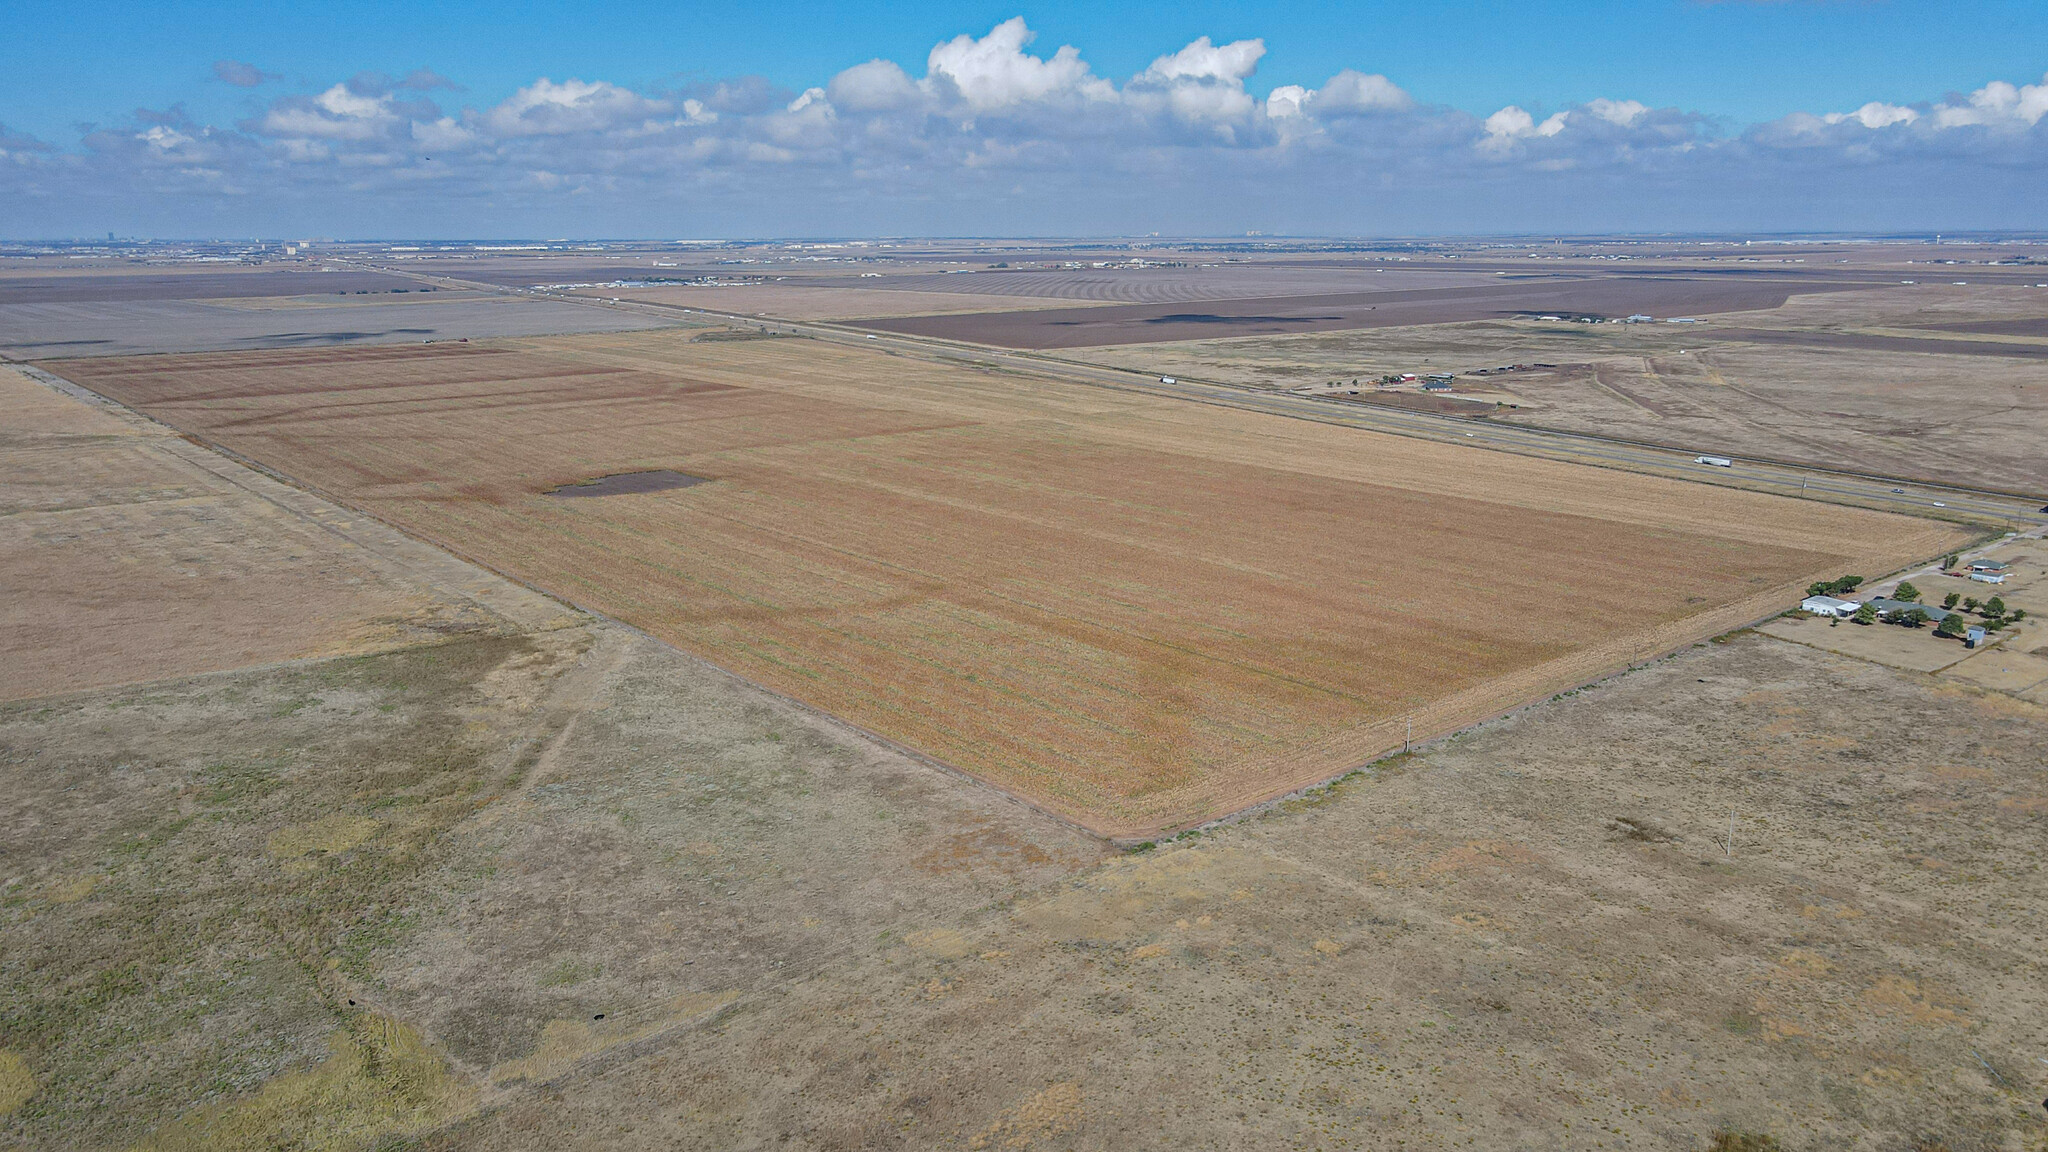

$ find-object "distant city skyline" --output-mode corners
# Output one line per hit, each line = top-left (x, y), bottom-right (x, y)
(3, 1), (2044, 237)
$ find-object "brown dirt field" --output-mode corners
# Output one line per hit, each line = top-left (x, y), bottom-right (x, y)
(0, 365), (572, 701)
(44, 332), (1967, 836)
(851, 277), (1864, 349)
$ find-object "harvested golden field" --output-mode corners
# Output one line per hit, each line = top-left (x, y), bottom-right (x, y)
(45, 332), (1969, 836)
(0, 365), (571, 701)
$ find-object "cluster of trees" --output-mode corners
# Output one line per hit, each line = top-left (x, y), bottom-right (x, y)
(1938, 591), (2027, 633)
(1806, 575), (1865, 598)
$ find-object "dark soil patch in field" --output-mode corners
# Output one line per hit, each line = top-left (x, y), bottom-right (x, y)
(1915, 318), (2048, 337)
(546, 470), (712, 497)
(1144, 312), (1346, 326)
(852, 276), (1862, 349)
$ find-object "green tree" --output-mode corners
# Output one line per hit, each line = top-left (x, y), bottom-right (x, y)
(1942, 592), (1961, 609)
(1895, 608), (1930, 629)
(1964, 597), (1981, 612)
(2013, 609), (2028, 621)
(1806, 581), (1830, 598)
(1829, 575), (1865, 595)
(1852, 603), (1877, 625)
(1935, 614), (1967, 638)
(1894, 580), (1921, 603)
(1944, 554), (1960, 569)
(1984, 596), (2006, 617)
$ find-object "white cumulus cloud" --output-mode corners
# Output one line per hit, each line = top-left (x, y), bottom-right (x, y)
(1824, 101), (1918, 129)
(483, 78), (667, 137)
(1308, 70), (1411, 116)
(925, 17), (1113, 111)
(1932, 73), (2048, 128)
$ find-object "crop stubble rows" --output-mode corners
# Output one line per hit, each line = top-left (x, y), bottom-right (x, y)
(46, 332), (1965, 835)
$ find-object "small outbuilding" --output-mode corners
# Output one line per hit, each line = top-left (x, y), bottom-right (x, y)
(1965, 625), (1988, 648)
(1965, 559), (2010, 584)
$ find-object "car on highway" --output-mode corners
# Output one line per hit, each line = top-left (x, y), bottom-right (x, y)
(1891, 488), (1904, 494)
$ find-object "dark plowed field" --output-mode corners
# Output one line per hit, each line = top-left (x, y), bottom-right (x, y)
(0, 270), (416, 304)
(850, 276), (1871, 349)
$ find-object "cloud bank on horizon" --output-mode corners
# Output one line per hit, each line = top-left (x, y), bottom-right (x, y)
(3, 17), (2044, 236)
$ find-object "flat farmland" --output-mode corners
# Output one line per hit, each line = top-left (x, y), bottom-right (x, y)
(571, 282), (1098, 320)
(849, 274), (1867, 349)
(1065, 282), (2048, 494)
(45, 332), (1967, 836)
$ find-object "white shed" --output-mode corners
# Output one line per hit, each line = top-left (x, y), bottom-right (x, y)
(1801, 595), (1862, 618)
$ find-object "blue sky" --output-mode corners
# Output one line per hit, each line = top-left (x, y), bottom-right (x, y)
(9, 0), (2046, 135)
(3, 1), (2045, 237)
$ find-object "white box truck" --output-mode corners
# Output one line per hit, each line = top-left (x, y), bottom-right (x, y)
(1695, 455), (1733, 467)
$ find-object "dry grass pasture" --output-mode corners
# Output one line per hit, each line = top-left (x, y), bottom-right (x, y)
(44, 333), (1965, 836)
(1062, 288), (2048, 496)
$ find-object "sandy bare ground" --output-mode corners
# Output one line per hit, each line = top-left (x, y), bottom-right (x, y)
(43, 333), (1966, 835)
